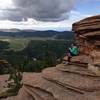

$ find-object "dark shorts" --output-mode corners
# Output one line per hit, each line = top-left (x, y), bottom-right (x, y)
(70, 52), (77, 56)
(67, 50), (77, 57)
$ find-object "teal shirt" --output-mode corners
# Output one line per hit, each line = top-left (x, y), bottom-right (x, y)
(70, 46), (78, 55)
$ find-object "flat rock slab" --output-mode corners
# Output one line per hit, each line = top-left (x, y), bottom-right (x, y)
(24, 85), (55, 100)
(56, 64), (98, 77)
(42, 67), (100, 92)
(63, 55), (89, 64)
(15, 87), (35, 100)
(3, 71), (100, 100)
(83, 91), (100, 100)
(22, 73), (85, 100)
(24, 86), (43, 100)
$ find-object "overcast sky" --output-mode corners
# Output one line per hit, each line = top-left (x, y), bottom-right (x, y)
(0, 0), (100, 31)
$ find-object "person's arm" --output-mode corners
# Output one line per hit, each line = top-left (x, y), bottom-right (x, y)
(70, 47), (74, 53)
(69, 47), (72, 51)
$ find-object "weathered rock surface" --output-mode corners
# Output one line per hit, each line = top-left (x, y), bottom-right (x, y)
(73, 15), (100, 67)
(42, 66), (100, 92)
(63, 55), (90, 64)
(72, 15), (100, 37)
(2, 64), (100, 100)
(2, 15), (100, 100)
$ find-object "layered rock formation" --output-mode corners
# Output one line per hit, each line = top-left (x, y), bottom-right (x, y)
(72, 15), (100, 52)
(3, 64), (100, 100)
(3, 15), (100, 100)
(73, 15), (100, 75)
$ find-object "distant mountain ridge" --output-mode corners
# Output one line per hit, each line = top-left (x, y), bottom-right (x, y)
(0, 29), (75, 39)
(0, 29), (20, 32)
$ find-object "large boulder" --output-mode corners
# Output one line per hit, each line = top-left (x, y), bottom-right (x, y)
(73, 15), (100, 76)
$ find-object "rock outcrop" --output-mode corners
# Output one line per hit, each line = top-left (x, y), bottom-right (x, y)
(73, 15), (100, 75)
(73, 15), (100, 49)
(3, 64), (100, 100)
(3, 15), (100, 100)
(73, 15), (100, 48)
(72, 15), (100, 36)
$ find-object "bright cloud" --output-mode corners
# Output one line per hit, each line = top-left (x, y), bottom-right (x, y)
(0, 0), (94, 31)
(0, 10), (92, 31)
(0, 0), (13, 9)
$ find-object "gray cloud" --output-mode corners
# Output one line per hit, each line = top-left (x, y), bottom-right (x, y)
(2, 0), (75, 21)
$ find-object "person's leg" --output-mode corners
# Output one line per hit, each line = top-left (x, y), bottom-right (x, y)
(68, 56), (71, 62)
(67, 52), (72, 64)
(65, 49), (72, 65)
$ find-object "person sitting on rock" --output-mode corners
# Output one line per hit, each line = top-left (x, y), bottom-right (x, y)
(67, 43), (79, 64)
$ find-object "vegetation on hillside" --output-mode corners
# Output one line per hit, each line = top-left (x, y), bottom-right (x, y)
(0, 32), (75, 98)
(0, 39), (74, 74)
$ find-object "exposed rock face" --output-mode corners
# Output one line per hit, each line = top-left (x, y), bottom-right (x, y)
(72, 15), (100, 37)
(73, 15), (100, 75)
(3, 64), (100, 100)
(72, 15), (100, 53)
(3, 15), (100, 100)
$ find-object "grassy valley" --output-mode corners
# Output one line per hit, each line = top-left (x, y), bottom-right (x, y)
(0, 30), (74, 51)
(0, 30), (75, 74)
